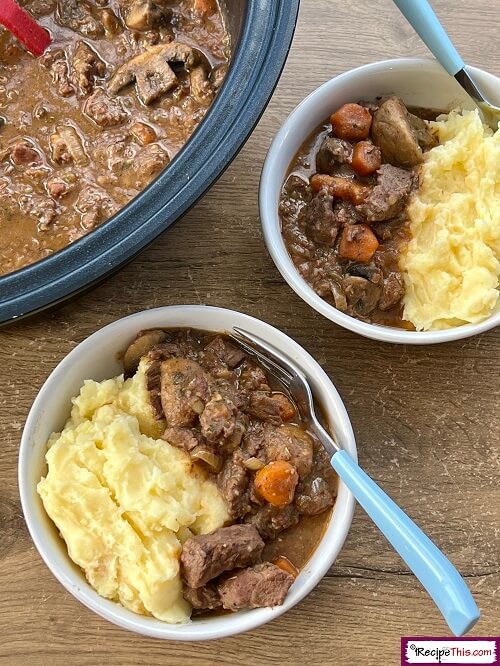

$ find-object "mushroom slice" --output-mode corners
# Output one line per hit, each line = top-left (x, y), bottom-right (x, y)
(123, 0), (170, 30)
(108, 43), (198, 105)
(123, 329), (167, 377)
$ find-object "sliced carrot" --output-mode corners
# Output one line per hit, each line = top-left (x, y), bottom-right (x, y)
(254, 460), (298, 508)
(330, 103), (372, 142)
(310, 174), (370, 205)
(351, 141), (382, 176)
(273, 556), (299, 579)
(338, 224), (379, 262)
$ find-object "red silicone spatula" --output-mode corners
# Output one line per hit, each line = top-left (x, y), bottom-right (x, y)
(0, 0), (51, 57)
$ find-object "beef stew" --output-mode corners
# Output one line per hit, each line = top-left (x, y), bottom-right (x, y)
(123, 327), (338, 613)
(279, 97), (438, 328)
(0, 0), (229, 275)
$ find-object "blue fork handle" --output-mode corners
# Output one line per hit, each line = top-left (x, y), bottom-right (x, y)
(331, 450), (480, 636)
(393, 0), (465, 76)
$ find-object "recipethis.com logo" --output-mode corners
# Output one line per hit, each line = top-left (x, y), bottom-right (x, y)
(401, 637), (500, 665)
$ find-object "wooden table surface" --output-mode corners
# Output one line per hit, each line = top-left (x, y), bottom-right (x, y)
(1, 1), (499, 664)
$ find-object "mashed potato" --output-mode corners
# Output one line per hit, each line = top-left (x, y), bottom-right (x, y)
(37, 361), (229, 623)
(401, 109), (500, 330)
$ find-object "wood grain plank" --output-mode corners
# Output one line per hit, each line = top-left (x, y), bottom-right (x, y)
(1, 0), (499, 664)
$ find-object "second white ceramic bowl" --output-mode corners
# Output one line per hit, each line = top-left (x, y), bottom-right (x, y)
(260, 58), (500, 344)
(19, 306), (356, 640)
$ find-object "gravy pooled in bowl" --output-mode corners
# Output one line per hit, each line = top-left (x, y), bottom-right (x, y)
(0, 0), (229, 275)
(38, 329), (337, 621)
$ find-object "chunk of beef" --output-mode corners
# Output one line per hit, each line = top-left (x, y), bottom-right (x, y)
(123, 329), (167, 376)
(148, 338), (197, 362)
(200, 394), (237, 442)
(357, 164), (415, 222)
(371, 96), (437, 167)
(245, 503), (299, 540)
(19, 194), (59, 230)
(160, 358), (210, 427)
(204, 336), (247, 369)
(218, 451), (251, 519)
(241, 421), (266, 458)
(343, 275), (382, 317)
(379, 272), (404, 311)
(295, 444), (336, 515)
(246, 392), (296, 425)
(372, 215), (405, 241)
(40, 48), (75, 97)
(218, 562), (293, 611)
(180, 525), (264, 588)
(213, 379), (249, 411)
(299, 192), (339, 246)
(84, 90), (129, 127)
(239, 361), (271, 392)
(262, 424), (313, 479)
(108, 43), (197, 105)
(50, 126), (88, 166)
(46, 178), (71, 199)
(295, 475), (334, 515)
(11, 142), (42, 167)
(75, 184), (118, 229)
(163, 426), (205, 452)
(56, 0), (104, 37)
(316, 136), (353, 174)
(332, 200), (362, 226)
(183, 583), (221, 610)
(71, 42), (106, 96)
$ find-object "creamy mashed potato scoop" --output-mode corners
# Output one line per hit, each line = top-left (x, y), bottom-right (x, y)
(37, 361), (229, 623)
(402, 109), (500, 330)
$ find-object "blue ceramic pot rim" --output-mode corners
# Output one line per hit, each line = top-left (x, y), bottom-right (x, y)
(0, 0), (299, 324)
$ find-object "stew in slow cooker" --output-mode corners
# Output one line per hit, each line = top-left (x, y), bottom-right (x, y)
(123, 328), (337, 611)
(0, 0), (229, 276)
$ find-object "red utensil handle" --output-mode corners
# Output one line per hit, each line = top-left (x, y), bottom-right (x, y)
(0, 0), (51, 57)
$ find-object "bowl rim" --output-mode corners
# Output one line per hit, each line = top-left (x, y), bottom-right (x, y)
(18, 305), (357, 640)
(259, 56), (500, 345)
(0, 0), (300, 326)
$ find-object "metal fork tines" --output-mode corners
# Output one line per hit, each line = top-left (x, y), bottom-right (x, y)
(229, 331), (293, 388)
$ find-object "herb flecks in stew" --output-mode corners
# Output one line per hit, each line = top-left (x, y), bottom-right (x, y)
(0, 0), (229, 275)
(279, 97), (438, 328)
(124, 328), (337, 613)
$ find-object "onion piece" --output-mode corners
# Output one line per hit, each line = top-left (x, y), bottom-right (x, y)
(191, 398), (205, 415)
(243, 457), (265, 471)
(191, 447), (222, 472)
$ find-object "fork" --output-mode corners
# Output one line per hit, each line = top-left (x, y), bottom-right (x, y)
(230, 327), (480, 637)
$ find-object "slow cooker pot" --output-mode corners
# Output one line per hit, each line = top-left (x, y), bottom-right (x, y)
(0, 0), (299, 324)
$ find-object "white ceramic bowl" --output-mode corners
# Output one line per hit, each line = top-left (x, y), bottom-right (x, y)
(19, 305), (356, 640)
(260, 57), (500, 344)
